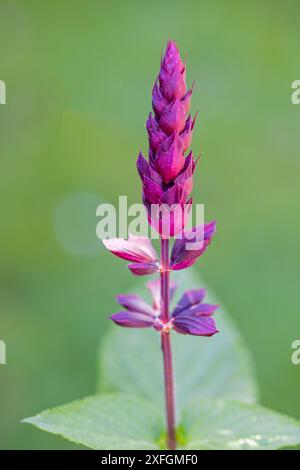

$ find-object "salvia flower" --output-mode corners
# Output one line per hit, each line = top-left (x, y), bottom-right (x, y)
(136, 41), (201, 237)
(103, 40), (219, 450)
(111, 280), (218, 337)
(103, 39), (218, 321)
(103, 221), (216, 275)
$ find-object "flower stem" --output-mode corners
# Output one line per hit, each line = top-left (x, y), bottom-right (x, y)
(160, 237), (176, 450)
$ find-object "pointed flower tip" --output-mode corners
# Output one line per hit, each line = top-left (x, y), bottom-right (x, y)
(161, 40), (185, 75)
(192, 111), (198, 128)
(207, 220), (217, 236)
(136, 151), (149, 180)
(166, 40), (178, 54)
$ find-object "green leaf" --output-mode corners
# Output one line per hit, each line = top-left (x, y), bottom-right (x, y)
(23, 393), (163, 450)
(180, 400), (300, 450)
(98, 269), (258, 414)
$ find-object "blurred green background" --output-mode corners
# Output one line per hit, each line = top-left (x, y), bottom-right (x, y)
(1, 0), (300, 449)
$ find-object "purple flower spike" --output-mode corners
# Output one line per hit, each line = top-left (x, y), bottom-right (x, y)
(137, 40), (198, 236)
(103, 235), (159, 276)
(170, 220), (217, 270)
(105, 41), (218, 450)
(105, 42), (218, 332)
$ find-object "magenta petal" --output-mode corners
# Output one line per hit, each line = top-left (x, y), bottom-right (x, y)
(171, 221), (216, 270)
(162, 182), (181, 206)
(148, 166), (163, 185)
(161, 181), (188, 207)
(172, 286), (219, 335)
(111, 311), (155, 328)
(159, 42), (186, 102)
(159, 98), (186, 135)
(143, 175), (163, 204)
(128, 262), (159, 276)
(116, 294), (155, 316)
(193, 303), (219, 317)
(160, 66), (186, 102)
(136, 152), (150, 181)
(172, 288), (206, 316)
(146, 113), (167, 152)
(155, 133), (185, 184)
(175, 151), (195, 181)
(180, 113), (197, 152)
(178, 303), (219, 319)
(171, 258), (197, 270)
(161, 41), (185, 75)
(173, 152), (196, 197)
(173, 314), (218, 336)
(152, 81), (168, 118)
(103, 235), (158, 264)
(191, 304), (219, 317)
(181, 85), (193, 114)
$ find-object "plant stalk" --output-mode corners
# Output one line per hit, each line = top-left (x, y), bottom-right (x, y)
(160, 237), (176, 450)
